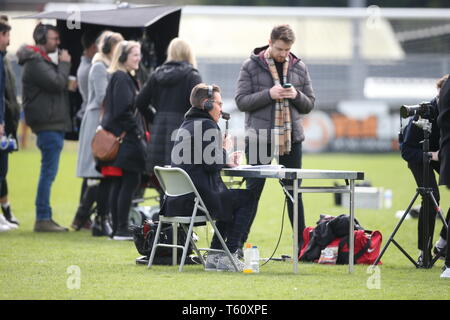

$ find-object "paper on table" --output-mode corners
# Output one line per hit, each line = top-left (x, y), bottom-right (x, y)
(233, 164), (285, 170)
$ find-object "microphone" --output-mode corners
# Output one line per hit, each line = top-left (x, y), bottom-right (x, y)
(221, 112), (230, 137)
(221, 111), (230, 120)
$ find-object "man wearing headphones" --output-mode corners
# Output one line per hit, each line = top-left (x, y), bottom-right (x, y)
(17, 24), (72, 232)
(168, 83), (254, 272)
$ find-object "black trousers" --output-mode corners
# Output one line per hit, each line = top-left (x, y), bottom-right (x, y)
(0, 151), (8, 197)
(445, 184), (450, 268)
(210, 189), (254, 253)
(408, 161), (449, 250)
(109, 171), (140, 234)
(244, 141), (305, 247)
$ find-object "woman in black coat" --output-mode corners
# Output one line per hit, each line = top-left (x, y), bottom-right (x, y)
(135, 38), (202, 172)
(438, 75), (450, 278)
(99, 40), (153, 240)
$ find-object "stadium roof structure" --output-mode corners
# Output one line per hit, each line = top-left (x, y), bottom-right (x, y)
(16, 4), (181, 28)
(180, 6), (407, 60)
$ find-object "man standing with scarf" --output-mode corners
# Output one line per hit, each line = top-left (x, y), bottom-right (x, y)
(235, 24), (315, 254)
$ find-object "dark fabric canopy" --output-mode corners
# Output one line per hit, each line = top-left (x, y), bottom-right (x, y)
(16, 5), (183, 141)
(16, 5), (182, 28)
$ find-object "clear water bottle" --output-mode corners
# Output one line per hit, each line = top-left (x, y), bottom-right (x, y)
(250, 246), (260, 273)
(243, 243), (253, 274)
(384, 189), (392, 209)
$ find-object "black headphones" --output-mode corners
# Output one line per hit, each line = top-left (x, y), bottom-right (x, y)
(203, 85), (214, 111)
(118, 41), (129, 63)
(101, 34), (112, 55)
(33, 23), (50, 45)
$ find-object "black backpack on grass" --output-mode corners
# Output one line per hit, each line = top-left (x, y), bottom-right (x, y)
(130, 218), (194, 265)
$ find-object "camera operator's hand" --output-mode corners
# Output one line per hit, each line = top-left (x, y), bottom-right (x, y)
(431, 151), (439, 161)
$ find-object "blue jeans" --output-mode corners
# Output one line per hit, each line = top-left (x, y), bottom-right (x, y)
(35, 131), (64, 221)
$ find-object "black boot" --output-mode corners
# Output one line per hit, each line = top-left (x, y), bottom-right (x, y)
(92, 215), (113, 237)
(71, 184), (97, 230)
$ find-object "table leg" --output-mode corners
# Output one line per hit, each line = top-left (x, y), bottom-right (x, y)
(173, 222), (178, 266)
(349, 179), (355, 273)
(293, 179), (299, 274)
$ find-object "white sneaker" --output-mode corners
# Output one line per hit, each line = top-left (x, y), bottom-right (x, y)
(0, 215), (12, 232)
(440, 266), (450, 279)
(204, 252), (222, 271)
(217, 252), (245, 272)
(0, 214), (17, 230)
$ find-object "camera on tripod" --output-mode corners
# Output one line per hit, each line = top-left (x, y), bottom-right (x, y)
(400, 102), (435, 120)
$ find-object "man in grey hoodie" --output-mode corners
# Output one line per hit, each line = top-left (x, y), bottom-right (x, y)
(17, 23), (72, 232)
(235, 24), (315, 252)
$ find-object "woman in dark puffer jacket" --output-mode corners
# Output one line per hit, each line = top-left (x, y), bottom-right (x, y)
(135, 38), (202, 173)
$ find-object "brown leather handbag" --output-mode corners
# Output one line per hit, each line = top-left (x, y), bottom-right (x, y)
(91, 127), (126, 162)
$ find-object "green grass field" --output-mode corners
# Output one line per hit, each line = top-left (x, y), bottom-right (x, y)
(1, 142), (449, 300)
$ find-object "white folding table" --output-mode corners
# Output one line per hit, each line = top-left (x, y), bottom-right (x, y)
(222, 167), (365, 274)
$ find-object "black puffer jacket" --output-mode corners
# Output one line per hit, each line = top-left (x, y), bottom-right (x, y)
(438, 77), (450, 186)
(135, 61), (202, 172)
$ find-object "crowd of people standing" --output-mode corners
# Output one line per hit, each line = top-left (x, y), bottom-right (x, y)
(0, 19), (202, 242)
(0, 18), (448, 277)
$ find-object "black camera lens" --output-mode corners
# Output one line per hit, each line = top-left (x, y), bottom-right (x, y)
(400, 102), (433, 119)
(400, 105), (418, 118)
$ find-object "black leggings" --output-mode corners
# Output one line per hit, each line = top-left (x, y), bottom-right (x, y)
(75, 178), (111, 220)
(210, 189), (255, 253)
(0, 151), (8, 197)
(109, 171), (140, 234)
(446, 185), (450, 269)
(0, 179), (7, 198)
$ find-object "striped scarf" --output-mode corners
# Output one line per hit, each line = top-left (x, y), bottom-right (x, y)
(264, 48), (292, 156)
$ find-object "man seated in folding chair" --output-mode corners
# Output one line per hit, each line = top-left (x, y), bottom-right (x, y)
(167, 83), (255, 272)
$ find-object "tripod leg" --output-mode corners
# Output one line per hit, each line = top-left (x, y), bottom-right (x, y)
(429, 193), (448, 231)
(372, 191), (420, 267)
(391, 239), (419, 267)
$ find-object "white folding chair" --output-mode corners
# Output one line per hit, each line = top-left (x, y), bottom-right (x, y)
(148, 166), (239, 272)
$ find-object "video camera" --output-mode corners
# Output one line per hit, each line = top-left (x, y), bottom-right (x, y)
(400, 102), (435, 120)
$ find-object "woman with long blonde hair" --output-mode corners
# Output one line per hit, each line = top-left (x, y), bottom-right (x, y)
(135, 37), (202, 174)
(73, 30), (123, 235)
(98, 40), (153, 240)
